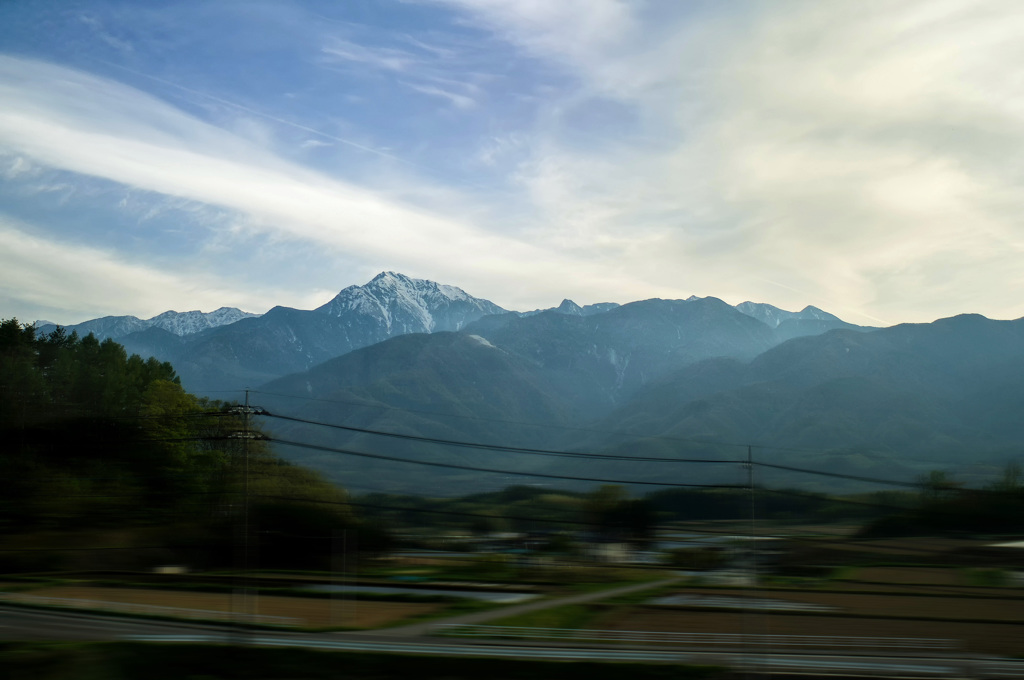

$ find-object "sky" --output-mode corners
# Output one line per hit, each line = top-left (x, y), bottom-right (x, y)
(1, 1), (1023, 327)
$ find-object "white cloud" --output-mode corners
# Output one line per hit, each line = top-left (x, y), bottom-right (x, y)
(446, 0), (1024, 322)
(404, 82), (476, 109)
(5, 1), (1024, 325)
(0, 57), (492, 258)
(321, 33), (484, 111)
(0, 55), (665, 315)
(321, 39), (419, 73)
(0, 216), (274, 323)
(441, 0), (638, 85)
(1, 153), (39, 180)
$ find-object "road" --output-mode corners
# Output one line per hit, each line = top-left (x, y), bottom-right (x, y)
(369, 575), (683, 637)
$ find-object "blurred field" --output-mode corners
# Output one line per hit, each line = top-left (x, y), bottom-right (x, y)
(604, 608), (1023, 656)
(483, 561), (1024, 656)
(0, 586), (441, 629)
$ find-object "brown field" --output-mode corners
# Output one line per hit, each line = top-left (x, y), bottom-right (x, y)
(602, 607), (1024, 656)
(813, 581), (1013, 597)
(672, 586), (1024, 622)
(587, 567), (1024, 656)
(849, 567), (965, 585)
(0, 586), (442, 629)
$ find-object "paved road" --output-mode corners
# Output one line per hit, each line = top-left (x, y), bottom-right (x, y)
(367, 575), (682, 637)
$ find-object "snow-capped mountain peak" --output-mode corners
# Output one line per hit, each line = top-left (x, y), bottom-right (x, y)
(34, 307), (260, 341)
(147, 307), (261, 336)
(315, 272), (505, 333)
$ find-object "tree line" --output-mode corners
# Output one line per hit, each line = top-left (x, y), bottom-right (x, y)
(0, 318), (386, 571)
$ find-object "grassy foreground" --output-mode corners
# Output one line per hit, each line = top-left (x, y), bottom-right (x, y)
(0, 642), (729, 680)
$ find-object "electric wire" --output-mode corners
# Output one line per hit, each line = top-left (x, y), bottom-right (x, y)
(268, 436), (746, 489)
(260, 411), (740, 465)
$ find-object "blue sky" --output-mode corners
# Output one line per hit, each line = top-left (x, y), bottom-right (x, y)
(2, 1), (1022, 326)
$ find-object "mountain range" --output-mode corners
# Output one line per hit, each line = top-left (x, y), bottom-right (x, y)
(37, 306), (259, 340)
(32, 272), (1022, 495)
(37, 271), (859, 396)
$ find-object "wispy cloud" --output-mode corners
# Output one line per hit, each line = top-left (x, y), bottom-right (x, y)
(3, 2), (1024, 324)
(0, 55), (659, 313)
(321, 39), (419, 73)
(404, 82), (476, 109)
(0, 216), (271, 323)
(78, 13), (134, 54)
(443, 0), (1024, 322)
(319, 29), (485, 110)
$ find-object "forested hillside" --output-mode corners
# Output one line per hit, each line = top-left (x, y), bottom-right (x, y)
(0, 319), (375, 571)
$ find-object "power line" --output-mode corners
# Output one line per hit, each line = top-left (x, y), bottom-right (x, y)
(752, 461), (922, 489)
(260, 411), (740, 465)
(267, 436), (746, 490)
(250, 389), (972, 467)
(258, 409), (940, 490)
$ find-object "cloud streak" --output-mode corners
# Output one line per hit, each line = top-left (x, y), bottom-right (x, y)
(446, 0), (1024, 322)
(0, 54), (659, 315)
(0, 216), (279, 323)
(2, 2), (1023, 325)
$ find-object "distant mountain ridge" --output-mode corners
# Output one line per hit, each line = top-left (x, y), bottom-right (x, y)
(35, 307), (260, 340)
(260, 311), (1024, 495)
(113, 272), (510, 394)
(30, 271), (1021, 497)
(522, 299), (621, 317)
(31, 272), (864, 397)
(735, 301), (839, 328)
(36, 274), (853, 347)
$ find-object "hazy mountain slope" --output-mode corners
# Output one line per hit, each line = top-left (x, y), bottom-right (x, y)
(253, 297), (803, 493)
(735, 301), (839, 327)
(256, 332), (582, 493)
(467, 296), (779, 409)
(578, 314), (1024, 489)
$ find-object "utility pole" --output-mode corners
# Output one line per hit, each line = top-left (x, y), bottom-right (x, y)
(748, 445), (770, 678)
(229, 390), (265, 635)
(243, 389), (251, 622)
(745, 445), (761, 678)
(748, 445), (755, 583)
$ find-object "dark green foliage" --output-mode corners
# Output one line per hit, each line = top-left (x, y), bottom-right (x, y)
(665, 547), (727, 570)
(0, 319), (379, 571)
(0, 319), (209, 531)
(584, 485), (655, 545)
(859, 466), (1024, 537)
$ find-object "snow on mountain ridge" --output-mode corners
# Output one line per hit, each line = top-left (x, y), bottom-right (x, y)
(148, 307), (261, 336)
(316, 271), (504, 333)
(34, 307), (260, 341)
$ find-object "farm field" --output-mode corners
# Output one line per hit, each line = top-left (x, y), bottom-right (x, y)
(0, 586), (442, 629)
(475, 558), (1024, 657)
(667, 585), (1024, 621)
(849, 566), (968, 585)
(603, 607), (1023, 656)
